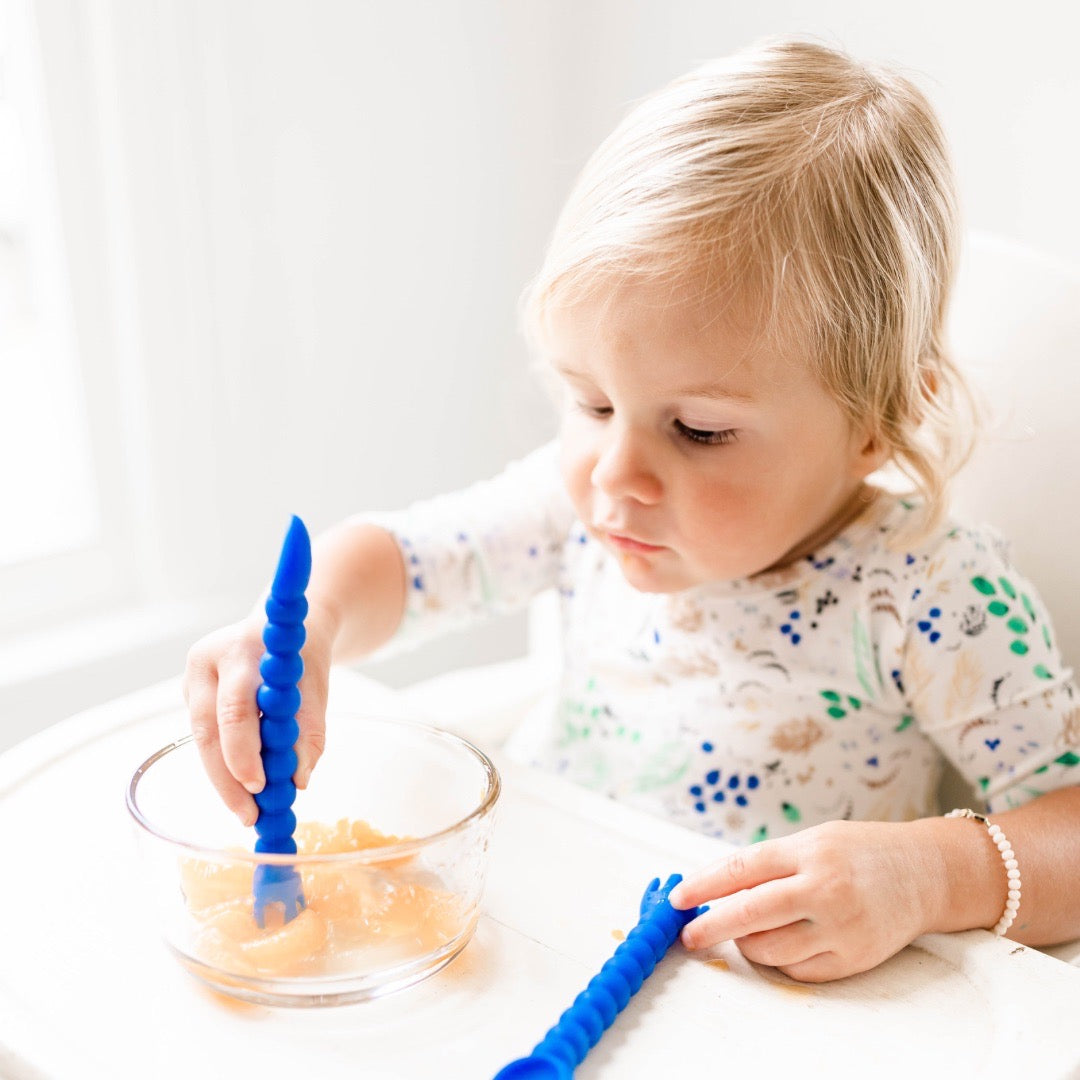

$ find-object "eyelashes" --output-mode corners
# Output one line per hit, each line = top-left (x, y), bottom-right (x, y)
(574, 404), (737, 447)
(673, 420), (738, 446)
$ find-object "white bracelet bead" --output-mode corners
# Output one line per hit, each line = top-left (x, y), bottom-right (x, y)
(945, 808), (1020, 936)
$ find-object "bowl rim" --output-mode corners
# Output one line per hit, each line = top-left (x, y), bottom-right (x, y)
(125, 715), (501, 865)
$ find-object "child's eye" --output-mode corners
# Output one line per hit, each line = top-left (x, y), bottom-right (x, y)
(576, 402), (613, 419)
(674, 420), (737, 446)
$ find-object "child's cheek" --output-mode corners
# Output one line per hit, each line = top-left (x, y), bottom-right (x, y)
(558, 425), (597, 517)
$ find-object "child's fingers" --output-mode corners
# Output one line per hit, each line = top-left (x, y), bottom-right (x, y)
(187, 672), (258, 826)
(216, 660), (265, 795)
(732, 921), (821, 969)
(775, 951), (843, 984)
(293, 671), (327, 790)
(679, 877), (803, 950)
(670, 840), (797, 909)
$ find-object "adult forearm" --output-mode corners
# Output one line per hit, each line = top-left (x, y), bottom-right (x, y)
(921, 786), (1080, 945)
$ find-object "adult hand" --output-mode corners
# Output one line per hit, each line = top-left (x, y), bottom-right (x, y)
(668, 819), (939, 982)
(183, 609), (335, 826)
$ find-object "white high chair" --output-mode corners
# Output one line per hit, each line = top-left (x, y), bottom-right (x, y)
(949, 231), (1080, 669)
(392, 230), (1080, 963)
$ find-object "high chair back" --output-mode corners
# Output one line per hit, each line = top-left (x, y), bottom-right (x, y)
(948, 231), (1080, 675)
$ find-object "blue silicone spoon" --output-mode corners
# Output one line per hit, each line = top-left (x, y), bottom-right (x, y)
(493, 874), (705, 1078)
(252, 514), (310, 928)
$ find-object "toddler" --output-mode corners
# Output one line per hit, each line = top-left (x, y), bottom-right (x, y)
(186, 37), (1080, 982)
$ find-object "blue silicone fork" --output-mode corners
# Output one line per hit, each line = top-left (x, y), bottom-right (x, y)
(252, 514), (310, 928)
(493, 875), (705, 1078)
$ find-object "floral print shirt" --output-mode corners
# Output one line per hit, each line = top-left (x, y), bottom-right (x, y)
(367, 443), (1079, 845)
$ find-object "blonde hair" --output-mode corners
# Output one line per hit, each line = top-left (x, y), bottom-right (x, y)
(521, 36), (977, 542)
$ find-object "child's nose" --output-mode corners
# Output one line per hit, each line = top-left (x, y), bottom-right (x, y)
(590, 425), (663, 505)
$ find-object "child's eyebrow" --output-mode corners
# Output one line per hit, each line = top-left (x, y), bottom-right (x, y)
(553, 363), (756, 406)
(552, 362), (596, 382)
(675, 382), (757, 405)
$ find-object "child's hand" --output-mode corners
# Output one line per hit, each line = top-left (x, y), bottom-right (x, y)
(183, 612), (334, 826)
(668, 820), (938, 982)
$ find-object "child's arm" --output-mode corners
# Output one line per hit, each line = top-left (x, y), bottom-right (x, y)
(668, 785), (1080, 983)
(924, 785), (1080, 945)
(184, 440), (572, 825)
(184, 521), (406, 827)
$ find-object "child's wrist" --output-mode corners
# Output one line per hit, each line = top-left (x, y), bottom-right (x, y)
(247, 592), (341, 660)
(304, 597), (344, 658)
(910, 814), (1009, 935)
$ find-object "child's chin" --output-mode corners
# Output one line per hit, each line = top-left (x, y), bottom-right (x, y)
(615, 552), (689, 594)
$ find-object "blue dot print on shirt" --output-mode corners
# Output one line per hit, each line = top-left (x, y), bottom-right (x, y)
(917, 607), (942, 644)
(689, 767), (759, 814)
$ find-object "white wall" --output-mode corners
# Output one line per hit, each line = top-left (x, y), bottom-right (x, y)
(545, 0), (1080, 265)
(23, 0), (575, 716)
(5, 0), (1078, 740)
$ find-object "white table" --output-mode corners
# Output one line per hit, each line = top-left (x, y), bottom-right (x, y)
(2, 671), (1080, 1080)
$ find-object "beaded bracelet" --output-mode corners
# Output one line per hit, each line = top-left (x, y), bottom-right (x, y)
(945, 808), (1021, 936)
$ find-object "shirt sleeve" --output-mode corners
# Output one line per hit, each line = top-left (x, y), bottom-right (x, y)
(901, 523), (1080, 811)
(358, 441), (576, 655)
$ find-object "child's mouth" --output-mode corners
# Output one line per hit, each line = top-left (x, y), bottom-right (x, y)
(604, 532), (667, 554)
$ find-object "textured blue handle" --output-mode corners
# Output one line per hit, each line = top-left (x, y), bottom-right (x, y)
(493, 875), (704, 1078)
(252, 515), (311, 928)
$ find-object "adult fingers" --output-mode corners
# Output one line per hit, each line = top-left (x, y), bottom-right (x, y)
(670, 839), (799, 910)
(680, 877), (804, 950)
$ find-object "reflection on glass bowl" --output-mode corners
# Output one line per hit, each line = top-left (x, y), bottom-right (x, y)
(127, 715), (499, 1007)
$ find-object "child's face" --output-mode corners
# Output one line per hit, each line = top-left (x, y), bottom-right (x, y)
(546, 277), (883, 593)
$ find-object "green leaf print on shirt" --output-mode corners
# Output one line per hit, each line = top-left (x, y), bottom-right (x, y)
(557, 681), (644, 747)
(558, 713), (643, 746)
(632, 741), (690, 792)
(1035, 751), (1080, 772)
(853, 613), (883, 701)
(820, 689), (862, 720)
(969, 576), (1054, 682)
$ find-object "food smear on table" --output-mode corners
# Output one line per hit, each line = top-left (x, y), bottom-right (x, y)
(179, 818), (463, 977)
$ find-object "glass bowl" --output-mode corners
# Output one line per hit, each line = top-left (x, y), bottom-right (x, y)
(126, 715), (499, 1007)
